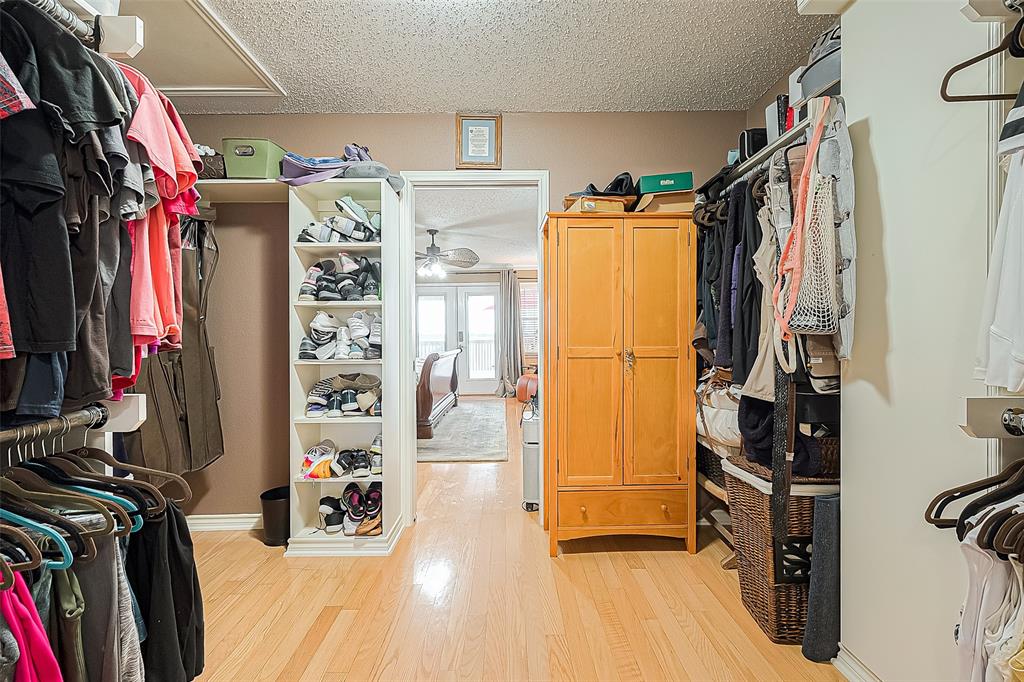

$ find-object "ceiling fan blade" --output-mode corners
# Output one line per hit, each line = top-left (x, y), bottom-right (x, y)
(415, 252), (430, 258)
(439, 248), (480, 268)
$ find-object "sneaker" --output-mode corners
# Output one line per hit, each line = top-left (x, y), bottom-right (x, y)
(339, 282), (364, 302)
(314, 340), (338, 360)
(325, 215), (360, 241)
(331, 449), (356, 477)
(336, 196), (370, 225)
(324, 511), (346, 534)
(369, 396), (382, 417)
(342, 512), (361, 536)
(342, 482), (366, 517)
(365, 481), (383, 518)
(369, 213), (381, 233)
(362, 276), (379, 301)
(306, 438), (336, 458)
(339, 252), (360, 274)
(326, 392), (344, 418)
(306, 378), (334, 405)
(334, 337), (351, 359)
(368, 314), (382, 345)
(356, 390), (378, 413)
(298, 282), (317, 301)
(305, 403), (327, 418)
(364, 345), (381, 360)
(332, 373), (381, 392)
(369, 434), (383, 455)
(318, 495), (342, 515)
(310, 311), (342, 333)
(369, 452), (382, 475)
(351, 450), (371, 478)
(309, 328), (335, 345)
(348, 344), (365, 360)
(303, 264), (324, 286)
(339, 389), (359, 412)
(298, 337), (318, 360)
(352, 336), (370, 351)
(316, 275), (342, 302)
(348, 311), (369, 339)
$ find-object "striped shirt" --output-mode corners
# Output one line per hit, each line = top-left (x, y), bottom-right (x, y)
(999, 81), (1024, 157)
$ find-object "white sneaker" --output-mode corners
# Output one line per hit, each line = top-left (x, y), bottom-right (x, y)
(334, 335), (351, 359)
(370, 452), (382, 475)
(347, 311), (370, 339)
(315, 340), (338, 360)
(348, 343), (365, 360)
(310, 311), (342, 334)
(368, 314), (382, 345)
(370, 433), (383, 455)
(339, 252), (359, 274)
(336, 326), (352, 348)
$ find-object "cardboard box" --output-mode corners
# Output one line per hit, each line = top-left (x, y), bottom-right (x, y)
(635, 190), (695, 213)
(564, 195), (636, 213)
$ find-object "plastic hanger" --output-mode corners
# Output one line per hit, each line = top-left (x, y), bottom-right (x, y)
(0, 525), (42, 576)
(941, 16), (1024, 102)
(6, 467), (133, 537)
(0, 493), (94, 561)
(0, 509), (73, 570)
(0, 478), (116, 538)
(925, 459), (1024, 529)
(22, 459), (149, 519)
(955, 463), (1024, 540)
(47, 453), (167, 516)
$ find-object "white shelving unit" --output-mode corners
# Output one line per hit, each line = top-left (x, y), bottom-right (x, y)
(286, 179), (403, 557)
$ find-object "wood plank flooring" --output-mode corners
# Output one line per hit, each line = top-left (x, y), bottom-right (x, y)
(192, 399), (841, 681)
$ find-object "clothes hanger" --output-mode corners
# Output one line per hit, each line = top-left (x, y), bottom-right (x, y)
(925, 458), (1024, 529)
(752, 172), (769, 202)
(991, 505), (1024, 554)
(0, 496), (95, 561)
(955, 462), (1024, 540)
(941, 16), (1024, 102)
(22, 458), (150, 520)
(6, 466), (133, 537)
(0, 509), (73, 570)
(66, 446), (193, 505)
(46, 453), (167, 516)
(0, 554), (13, 591)
(0, 478), (116, 538)
(0, 525), (41, 573)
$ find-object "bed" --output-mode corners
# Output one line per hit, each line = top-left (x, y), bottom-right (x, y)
(415, 348), (462, 439)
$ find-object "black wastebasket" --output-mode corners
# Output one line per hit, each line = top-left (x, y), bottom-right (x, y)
(259, 486), (290, 547)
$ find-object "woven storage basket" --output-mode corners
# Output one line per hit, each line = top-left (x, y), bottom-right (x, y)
(697, 442), (727, 488)
(724, 456), (839, 643)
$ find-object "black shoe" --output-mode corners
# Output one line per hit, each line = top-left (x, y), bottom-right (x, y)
(342, 482), (366, 520)
(319, 495), (342, 515)
(317, 274), (342, 302)
(326, 391), (344, 418)
(362, 276), (379, 301)
(365, 344), (381, 360)
(339, 389), (359, 413)
(351, 450), (371, 478)
(365, 482), (382, 517)
(369, 396), (382, 417)
(339, 282), (364, 301)
(331, 449), (356, 476)
(298, 337), (319, 360)
(323, 510), (345, 534)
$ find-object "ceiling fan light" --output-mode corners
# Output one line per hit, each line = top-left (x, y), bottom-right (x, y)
(430, 261), (446, 278)
(417, 263), (431, 277)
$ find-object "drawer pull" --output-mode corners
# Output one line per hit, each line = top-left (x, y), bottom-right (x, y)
(660, 504), (669, 512)
(580, 506), (587, 514)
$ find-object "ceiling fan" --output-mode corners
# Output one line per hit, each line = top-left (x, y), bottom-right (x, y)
(416, 229), (480, 277)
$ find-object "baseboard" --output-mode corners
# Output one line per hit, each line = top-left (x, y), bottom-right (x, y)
(186, 513), (263, 532)
(833, 644), (882, 682)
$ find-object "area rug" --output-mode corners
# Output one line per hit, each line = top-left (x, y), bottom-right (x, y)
(416, 398), (508, 462)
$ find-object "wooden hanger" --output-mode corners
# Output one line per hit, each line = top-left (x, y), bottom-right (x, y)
(941, 17), (1024, 102)
(925, 458), (1024, 529)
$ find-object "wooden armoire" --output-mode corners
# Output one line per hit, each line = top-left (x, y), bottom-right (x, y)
(542, 212), (696, 556)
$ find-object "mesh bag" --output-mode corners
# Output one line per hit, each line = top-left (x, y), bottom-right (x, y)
(788, 174), (839, 335)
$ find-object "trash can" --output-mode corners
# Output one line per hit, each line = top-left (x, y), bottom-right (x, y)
(259, 486), (290, 547)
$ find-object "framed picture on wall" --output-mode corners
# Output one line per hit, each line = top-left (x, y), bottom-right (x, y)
(456, 113), (502, 169)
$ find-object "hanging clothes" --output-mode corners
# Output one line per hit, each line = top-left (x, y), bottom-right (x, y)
(975, 80), (1024, 393)
(713, 182), (746, 369)
(731, 179), (764, 385)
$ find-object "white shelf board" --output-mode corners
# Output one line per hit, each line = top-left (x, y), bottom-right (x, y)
(293, 301), (382, 308)
(284, 518), (400, 557)
(293, 474), (383, 484)
(291, 178), (388, 204)
(293, 416), (382, 425)
(294, 359), (382, 366)
(293, 242), (382, 253)
(196, 179), (289, 204)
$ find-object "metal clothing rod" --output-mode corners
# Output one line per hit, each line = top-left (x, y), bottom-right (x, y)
(0, 405), (108, 448)
(19, 0), (94, 41)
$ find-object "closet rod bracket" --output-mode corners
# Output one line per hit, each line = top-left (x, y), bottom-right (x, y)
(960, 397), (1024, 439)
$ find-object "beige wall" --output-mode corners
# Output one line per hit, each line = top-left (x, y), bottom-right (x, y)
(745, 68), (796, 130)
(183, 111), (743, 514)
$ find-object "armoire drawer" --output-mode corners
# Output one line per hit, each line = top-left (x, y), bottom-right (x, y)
(557, 489), (687, 528)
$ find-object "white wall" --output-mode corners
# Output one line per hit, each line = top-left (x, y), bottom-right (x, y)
(841, 1), (995, 679)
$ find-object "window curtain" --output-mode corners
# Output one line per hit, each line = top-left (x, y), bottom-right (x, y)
(495, 269), (524, 397)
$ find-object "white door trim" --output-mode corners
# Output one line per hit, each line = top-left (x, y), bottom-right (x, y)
(399, 170), (550, 525)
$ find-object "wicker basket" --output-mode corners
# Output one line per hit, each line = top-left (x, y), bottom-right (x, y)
(724, 456), (838, 644)
(696, 443), (727, 488)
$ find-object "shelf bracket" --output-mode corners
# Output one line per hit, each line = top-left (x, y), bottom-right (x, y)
(960, 396), (1024, 439)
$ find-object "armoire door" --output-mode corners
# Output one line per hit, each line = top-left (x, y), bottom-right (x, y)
(556, 218), (623, 487)
(623, 218), (691, 485)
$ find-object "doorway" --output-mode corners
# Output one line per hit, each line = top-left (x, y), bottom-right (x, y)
(398, 170), (549, 524)
(416, 284), (499, 395)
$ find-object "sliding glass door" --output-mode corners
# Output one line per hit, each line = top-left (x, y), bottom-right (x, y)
(416, 285), (499, 394)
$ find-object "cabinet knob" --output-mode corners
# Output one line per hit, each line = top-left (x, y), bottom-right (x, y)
(660, 504), (669, 513)
(580, 506), (587, 514)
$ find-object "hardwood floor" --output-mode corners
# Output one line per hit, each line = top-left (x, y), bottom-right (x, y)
(192, 399), (841, 681)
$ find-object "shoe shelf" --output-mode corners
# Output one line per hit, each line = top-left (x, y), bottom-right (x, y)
(292, 301), (383, 308)
(293, 474), (383, 484)
(292, 415), (383, 424)
(287, 178), (404, 557)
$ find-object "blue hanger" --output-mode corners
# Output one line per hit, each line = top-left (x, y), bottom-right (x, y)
(63, 485), (143, 533)
(0, 509), (72, 570)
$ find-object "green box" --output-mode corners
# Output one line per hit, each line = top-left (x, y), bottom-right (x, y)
(222, 138), (287, 179)
(638, 171), (694, 194)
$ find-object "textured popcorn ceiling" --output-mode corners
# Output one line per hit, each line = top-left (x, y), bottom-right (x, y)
(415, 187), (540, 268)
(181, 0), (834, 114)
